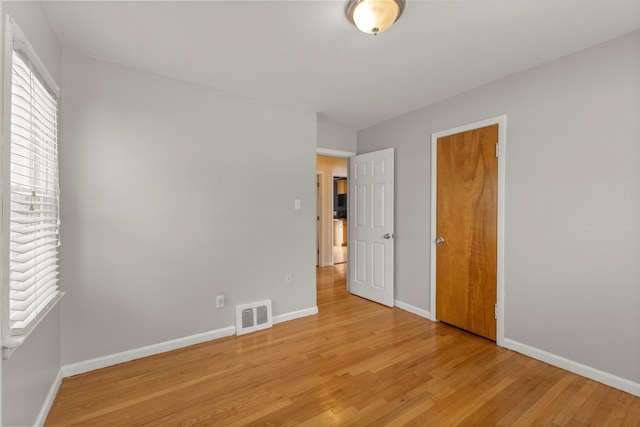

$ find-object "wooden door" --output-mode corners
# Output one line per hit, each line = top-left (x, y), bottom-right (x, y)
(349, 148), (394, 307)
(436, 125), (498, 340)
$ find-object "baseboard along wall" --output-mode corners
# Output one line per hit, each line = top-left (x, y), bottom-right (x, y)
(36, 306), (318, 425)
(34, 369), (64, 427)
(503, 338), (640, 398)
(394, 300), (431, 319)
(39, 303), (639, 426)
(393, 300), (640, 398)
(61, 305), (319, 378)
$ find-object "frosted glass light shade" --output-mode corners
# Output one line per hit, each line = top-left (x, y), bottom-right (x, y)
(346, 0), (405, 35)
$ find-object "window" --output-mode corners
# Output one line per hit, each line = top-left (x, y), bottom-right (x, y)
(2, 18), (62, 354)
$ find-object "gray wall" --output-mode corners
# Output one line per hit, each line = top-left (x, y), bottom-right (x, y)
(2, 309), (61, 427)
(59, 51), (317, 365)
(317, 115), (357, 153)
(2, 2), (63, 426)
(358, 30), (640, 384)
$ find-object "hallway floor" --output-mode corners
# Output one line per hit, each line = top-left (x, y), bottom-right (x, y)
(332, 245), (347, 264)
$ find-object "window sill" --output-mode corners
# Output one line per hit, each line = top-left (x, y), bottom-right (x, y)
(3, 292), (65, 359)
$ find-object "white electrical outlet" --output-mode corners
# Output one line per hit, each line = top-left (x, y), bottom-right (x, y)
(285, 273), (293, 285)
(216, 293), (225, 308)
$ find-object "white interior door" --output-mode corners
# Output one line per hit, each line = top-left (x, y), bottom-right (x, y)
(348, 148), (394, 307)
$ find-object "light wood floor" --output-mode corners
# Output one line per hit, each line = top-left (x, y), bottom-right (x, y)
(46, 264), (640, 426)
(332, 245), (347, 264)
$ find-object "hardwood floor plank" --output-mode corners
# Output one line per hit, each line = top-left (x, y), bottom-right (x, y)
(572, 383), (614, 424)
(45, 264), (640, 426)
(601, 392), (636, 427)
(550, 379), (597, 426)
(510, 373), (575, 425)
(621, 397), (640, 426)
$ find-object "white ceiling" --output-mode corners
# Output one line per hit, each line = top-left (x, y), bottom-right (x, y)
(42, 0), (640, 130)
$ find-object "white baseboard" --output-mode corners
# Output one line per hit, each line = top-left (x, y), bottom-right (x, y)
(61, 306), (320, 379)
(393, 304), (640, 397)
(61, 326), (236, 378)
(42, 307), (318, 424)
(273, 306), (318, 324)
(34, 368), (63, 427)
(394, 300), (431, 319)
(503, 338), (640, 397)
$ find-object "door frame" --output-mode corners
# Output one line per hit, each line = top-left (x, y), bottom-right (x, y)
(316, 148), (355, 280)
(331, 174), (348, 265)
(316, 173), (322, 266)
(429, 115), (507, 346)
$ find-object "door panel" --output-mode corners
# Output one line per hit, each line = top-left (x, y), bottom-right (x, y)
(436, 125), (498, 340)
(373, 183), (385, 228)
(373, 158), (385, 175)
(372, 242), (385, 289)
(349, 148), (394, 307)
(354, 239), (367, 283)
(355, 185), (367, 227)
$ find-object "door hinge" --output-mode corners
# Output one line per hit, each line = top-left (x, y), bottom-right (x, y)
(494, 303), (498, 319)
(495, 143), (500, 158)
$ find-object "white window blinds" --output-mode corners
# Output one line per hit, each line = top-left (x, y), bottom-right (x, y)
(8, 48), (61, 334)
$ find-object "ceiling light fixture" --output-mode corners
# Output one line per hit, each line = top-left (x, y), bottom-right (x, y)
(346, 0), (405, 35)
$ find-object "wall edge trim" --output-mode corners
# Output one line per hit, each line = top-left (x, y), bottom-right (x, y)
(61, 326), (237, 378)
(60, 305), (320, 379)
(273, 306), (318, 324)
(394, 300), (431, 319)
(503, 338), (640, 397)
(34, 368), (63, 427)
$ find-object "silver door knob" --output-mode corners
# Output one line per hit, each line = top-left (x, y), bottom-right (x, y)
(383, 233), (393, 239)
(436, 237), (445, 244)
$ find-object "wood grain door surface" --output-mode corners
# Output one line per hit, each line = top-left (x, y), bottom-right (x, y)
(436, 124), (498, 341)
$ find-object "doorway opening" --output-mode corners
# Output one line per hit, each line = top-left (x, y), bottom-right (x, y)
(317, 147), (395, 306)
(332, 176), (348, 264)
(316, 154), (349, 268)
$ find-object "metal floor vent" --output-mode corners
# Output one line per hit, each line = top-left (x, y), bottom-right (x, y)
(235, 299), (273, 336)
